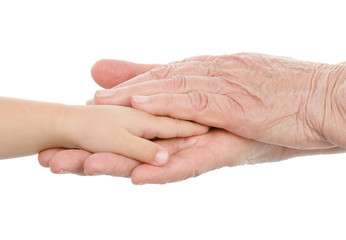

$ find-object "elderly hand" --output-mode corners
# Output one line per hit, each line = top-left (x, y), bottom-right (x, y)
(94, 53), (346, 149)
(38, 58), (344, 184)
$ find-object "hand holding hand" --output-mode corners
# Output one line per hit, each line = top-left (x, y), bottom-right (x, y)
(62, 105), (207, 166)
(94, 53), (345, 149)
(38, 57), (344, 184)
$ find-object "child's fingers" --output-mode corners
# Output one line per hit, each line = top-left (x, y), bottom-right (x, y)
(131, 139), (219, 184)
(110, 130), (171, 166)
(140, 115), (209, 139)
(83, 137), (199, 176)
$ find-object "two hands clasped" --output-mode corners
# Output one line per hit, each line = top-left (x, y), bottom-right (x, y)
(2, 53), (345, 184)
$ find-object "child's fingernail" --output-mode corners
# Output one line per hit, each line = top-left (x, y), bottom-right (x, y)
(58, 170), (70, 174)
(96, 90), (113, 98)
(86, 99), (95, 105)
(133, 96), (149, 104)
(154, 151), (169, 166)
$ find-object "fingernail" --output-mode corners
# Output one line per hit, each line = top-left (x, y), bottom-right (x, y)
(154, 151), (169, 166)
(133, 96), (149, 104)
(86, 99), (95, 105)
(95, 90), (113, 98)
(58, 170), (70, 174)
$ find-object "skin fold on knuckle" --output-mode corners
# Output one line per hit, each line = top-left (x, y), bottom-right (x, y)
(148, 64), (174, 79)
(170, 75), (187, 92)
(188, 91), (209, 113)
(202, 61), (219, 77)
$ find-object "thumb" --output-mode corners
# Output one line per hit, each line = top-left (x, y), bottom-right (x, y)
(91, 59), (160, 89)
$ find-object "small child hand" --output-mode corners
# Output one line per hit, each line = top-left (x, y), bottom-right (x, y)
(61, 105), (209, 166)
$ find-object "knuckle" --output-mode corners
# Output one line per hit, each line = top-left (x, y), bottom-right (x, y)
(169, 75), (187, 91)
(209, 77), (227, 94)
(188, 91), (209, 112)
(204, 61), (219, 77)
(148, 64), (174, 79)
(206, 55), (221, 62)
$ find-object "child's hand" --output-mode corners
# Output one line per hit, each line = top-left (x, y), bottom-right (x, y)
(61, 105), (209, 166)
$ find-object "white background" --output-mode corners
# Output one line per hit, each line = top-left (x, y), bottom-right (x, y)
(0, 0), (345, 239)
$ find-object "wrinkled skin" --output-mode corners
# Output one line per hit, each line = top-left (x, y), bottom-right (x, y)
(38, 54), (345, 184)
(94, 53), (345, 149)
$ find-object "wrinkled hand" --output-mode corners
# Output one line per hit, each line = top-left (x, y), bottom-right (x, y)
(94, 53), (344, 149)
(38, 57), (344, 184)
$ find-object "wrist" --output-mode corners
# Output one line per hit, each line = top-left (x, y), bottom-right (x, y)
(307, 63), (346, 148)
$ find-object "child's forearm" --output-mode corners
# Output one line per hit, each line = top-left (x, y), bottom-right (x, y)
(0, 97), (70, 159)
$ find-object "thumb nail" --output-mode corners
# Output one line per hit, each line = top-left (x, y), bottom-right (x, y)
(153, 150), (169, 166)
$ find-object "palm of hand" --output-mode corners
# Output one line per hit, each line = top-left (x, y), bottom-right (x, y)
(132, 129), (259, 184)
(40, 129), (282, 184)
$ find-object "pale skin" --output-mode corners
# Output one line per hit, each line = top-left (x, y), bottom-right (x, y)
(0, 97), (208, 165)
(39, 53), (345, 184)
(94, 53), (346, 149)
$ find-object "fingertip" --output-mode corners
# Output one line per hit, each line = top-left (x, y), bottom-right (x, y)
(131, 164), (169, 185)
(38, 148), (64, 167)
(49, 149), (91, 174)
(38, 152), (50, 167)
(131, 165), (150, 185)
(93, 89), (114, 105)
(153, 150), (169, 166)
(49, 152), (66, 174)
(131, 176), (145, 185)
(196, 124), (210, 134)
(91, 59), (137, 89)
(86, 98), (95, 105)
(91, 59), (114, 89)
(83, 154), (105, 176)
(84, 153), (139, 177)
(183, 121), (209, 136)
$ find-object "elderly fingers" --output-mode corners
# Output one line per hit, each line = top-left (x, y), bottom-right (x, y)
(131, 92), (229, 129)
(91, 59), (160, 89)
(49, 149), (92, 174)
(94, 76), (226, 106)
(136, 114), (208, 139)
(83, 153), (140, 177)
(105, 61), (221, 91)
